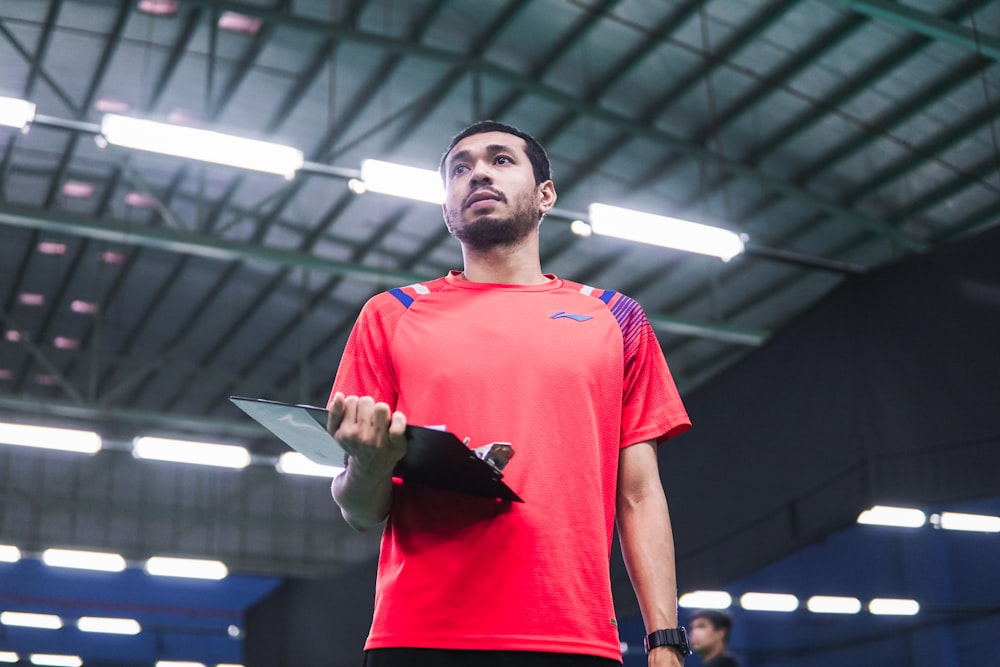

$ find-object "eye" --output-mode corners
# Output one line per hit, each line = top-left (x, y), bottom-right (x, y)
(496, 155), (513, 164)
(451, 164), (468, 177)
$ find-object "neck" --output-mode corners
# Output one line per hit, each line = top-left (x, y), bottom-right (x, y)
(699, 645), (726, 662)
(459, 232), (546, 285)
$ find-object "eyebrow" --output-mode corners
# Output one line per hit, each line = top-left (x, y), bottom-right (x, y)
(447, 144), (518, 168)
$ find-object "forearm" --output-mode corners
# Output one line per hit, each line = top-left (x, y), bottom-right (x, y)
(617, 489), (678, 632)
(331, 463), (394, 532)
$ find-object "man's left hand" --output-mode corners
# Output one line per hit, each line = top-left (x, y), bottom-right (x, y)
(648, 647), (684, 667)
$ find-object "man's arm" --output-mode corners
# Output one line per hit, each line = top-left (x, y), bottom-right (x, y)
(328, 392), (407, 532)
(617, 440), (684, 667)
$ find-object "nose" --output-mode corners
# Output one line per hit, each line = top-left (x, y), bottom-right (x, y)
(469, 161), (492, 188)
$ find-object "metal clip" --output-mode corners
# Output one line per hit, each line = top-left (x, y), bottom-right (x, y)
(471, 442), (515, 473)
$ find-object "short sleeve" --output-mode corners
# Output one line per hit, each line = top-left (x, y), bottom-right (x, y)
(613, 294), (691, 447)
(328, 293), (404, 410)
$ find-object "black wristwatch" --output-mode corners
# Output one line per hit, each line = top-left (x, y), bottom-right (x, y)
(644, 627), (692, 657)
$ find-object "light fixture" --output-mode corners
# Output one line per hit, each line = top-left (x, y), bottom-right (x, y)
(358, 159), (445, 204)
(100, 114), (303, 178)
(132, 436), (250, 469)
(586, 203), (745, 261)
(0, 422), (102, 454)
(678, 590), (732, 609)
(155, 662), (206, 667)
(869, 598), (920, 616)
(739, 592), (799, 612)
(276, 452), (344, 478)
(29, 656), (82, 667)
(933, 511), (1000, 533)
(217, 664), (245, 667)
(0, 652), (18, 664)
(0, 545), (21, 563)
(1, 611), (63, 630)
(806, 595), (861, 614)
(857, 505), (926, 528)
(569, 220), (593, 237)
(77, 616), (141, 635)
(0, 96), (36, 129)
(145, 556), (228, 580)
(42, 548), (126, 572)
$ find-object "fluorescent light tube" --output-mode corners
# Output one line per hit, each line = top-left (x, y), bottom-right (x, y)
(359, 159), (445, 204)
(740, 592), (799, 612)
(42, 548), (126, 572)
(936, 511), (1000, 533)
(678, 590), (732, 609)
(133, 436), (250, 469)
(276, 452), (344, 478)
(587, 203), (745, 261)
(1, 611), (63, 629)
(30, 656), (82, 667)
(77, 616), (142, 635)
(145, 556), (228, 580)
(806, 595), (861, 614)
(0, 652), (18, 663)
(869, 598), (920, 616)
(155, 661), (206, 667)
(0, 545), (21, 563)
(0, 96), (36, 129)
(0, 422), (101, 454)
(857, 505), (926, 528)
(100, 114), (303, 177)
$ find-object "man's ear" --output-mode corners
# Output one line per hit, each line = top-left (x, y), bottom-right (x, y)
(538, 180), (557, 214)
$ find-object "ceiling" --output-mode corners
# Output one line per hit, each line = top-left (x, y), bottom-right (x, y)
(0, 0), (998, 665)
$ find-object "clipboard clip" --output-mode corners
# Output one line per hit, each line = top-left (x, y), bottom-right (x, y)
(471, 442), (515, 473)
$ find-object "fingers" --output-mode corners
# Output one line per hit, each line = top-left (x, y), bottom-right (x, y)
(327, 392), (346, 434)
(389, 410), (407, 437)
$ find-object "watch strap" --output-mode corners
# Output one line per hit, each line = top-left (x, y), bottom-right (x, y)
(644, 627), (692, 656)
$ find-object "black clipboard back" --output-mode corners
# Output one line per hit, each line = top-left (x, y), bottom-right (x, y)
(230, 397), (522, 503)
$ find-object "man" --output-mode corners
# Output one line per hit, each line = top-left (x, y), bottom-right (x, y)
(689, 610), (738, 667)
(327, 120), (691, 667)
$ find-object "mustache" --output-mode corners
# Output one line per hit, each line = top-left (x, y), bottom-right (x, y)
(463, 187), (505, 209)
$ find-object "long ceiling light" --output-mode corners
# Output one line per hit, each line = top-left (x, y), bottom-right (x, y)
(355, 159), (445, 204)
(0, 96), (36, 129)
(0, 652), (18, 664)
(100, 114), (303, 178)
(276, 452), (344, 478)
(29, 656), (82, 667)
(857, 505), (926, 528)
(77, 616), (142, 635)
(678, 591), (732, 609)
(0, 611), (63, 630)
(132, 436), (250, 469)
(739, 592), (799, 612)
(583, 203), (746, 261)
(42, 548), (126, 572)
(145, 556), (228, 580)
(0, 545), (20, 563)
(806, 595), (862, 614)
(934, 511), (1000, 533)
(869, 598), (920, 616)
(0, 422), (102, 455)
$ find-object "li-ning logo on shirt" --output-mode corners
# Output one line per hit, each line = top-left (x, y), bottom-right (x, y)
(550, 311), (593, 322)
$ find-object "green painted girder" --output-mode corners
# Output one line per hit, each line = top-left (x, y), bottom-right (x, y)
(826, 0), (1000, 61)
(0, 203), (768, 346)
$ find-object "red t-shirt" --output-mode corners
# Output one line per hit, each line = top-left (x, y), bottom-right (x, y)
(330, 271), (690, 662)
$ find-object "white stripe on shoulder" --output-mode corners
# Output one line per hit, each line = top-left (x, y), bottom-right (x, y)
(409, 283), (431, 295)
(579, 285), (595, 296)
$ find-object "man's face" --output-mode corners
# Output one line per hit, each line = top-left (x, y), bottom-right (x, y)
(441, 131), (555, 251)
(689, 617), (726, 655)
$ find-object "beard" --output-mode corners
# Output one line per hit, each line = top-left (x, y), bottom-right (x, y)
(445, 191), (539, 252)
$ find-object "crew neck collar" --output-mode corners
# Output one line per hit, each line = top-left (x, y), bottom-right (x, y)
(444, 270), (562, 291)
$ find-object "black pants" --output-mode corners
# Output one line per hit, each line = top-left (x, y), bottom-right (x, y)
(363, 648), (620, 667)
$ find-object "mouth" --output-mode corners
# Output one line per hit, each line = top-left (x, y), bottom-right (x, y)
(464, 189), (504, 210)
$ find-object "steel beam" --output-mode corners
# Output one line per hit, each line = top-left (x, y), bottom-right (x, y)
(826, 0), (1000, 61)
(0, 204), (769, 346)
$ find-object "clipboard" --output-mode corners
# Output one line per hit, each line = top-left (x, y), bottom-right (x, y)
(230, 397), (523, 502)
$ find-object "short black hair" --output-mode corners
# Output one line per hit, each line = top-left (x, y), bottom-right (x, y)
(439, 120), (551, 186)
(691, 609), (732, 641)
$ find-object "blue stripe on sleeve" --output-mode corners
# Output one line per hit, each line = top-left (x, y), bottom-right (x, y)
(388, 287), (414, 308)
